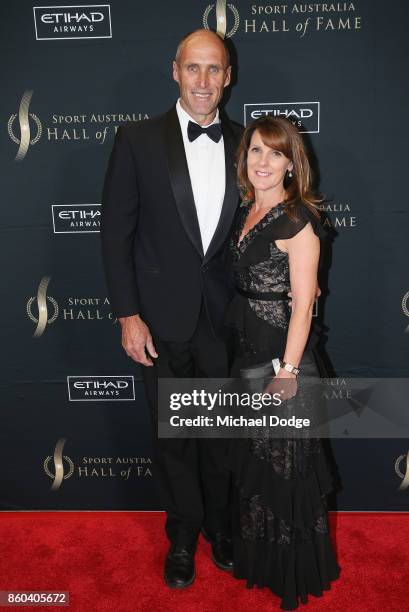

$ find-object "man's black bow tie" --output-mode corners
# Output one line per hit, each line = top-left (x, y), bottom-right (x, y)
(187, 120), (222, 143)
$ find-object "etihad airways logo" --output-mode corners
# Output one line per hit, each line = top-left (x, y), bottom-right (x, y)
(52, 204), (101, 233)
(8, 91), (42, 161)
(67, 376), (135, 401)
(33, 5), (112, 40)
(244, 102), (320, 133)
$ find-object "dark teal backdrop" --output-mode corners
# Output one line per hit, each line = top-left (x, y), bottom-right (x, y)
(1, 0), (408, 510)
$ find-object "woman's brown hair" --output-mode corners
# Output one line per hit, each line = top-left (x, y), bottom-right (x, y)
(236, 116), (322, 219)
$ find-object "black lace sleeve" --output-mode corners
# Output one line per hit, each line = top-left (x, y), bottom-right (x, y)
(279, 204), (327, 241)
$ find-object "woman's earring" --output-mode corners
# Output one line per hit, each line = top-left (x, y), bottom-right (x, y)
(288, 169), (293, 178)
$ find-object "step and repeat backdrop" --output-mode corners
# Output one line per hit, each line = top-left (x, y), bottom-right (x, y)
(1, 0), (408, 510)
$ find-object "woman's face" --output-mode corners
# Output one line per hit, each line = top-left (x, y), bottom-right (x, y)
(246, 129), (293, 195)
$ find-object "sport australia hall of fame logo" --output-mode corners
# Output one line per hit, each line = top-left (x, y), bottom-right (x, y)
(44, 439), (74, 491)
(8, 91), (42, 161)
(395, 451), (409, 491)
(402, 292), (409, 333)
(202, 0), (239, 38)
(26, 276), (59, 338)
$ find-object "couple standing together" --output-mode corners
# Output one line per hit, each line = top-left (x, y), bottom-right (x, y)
(101, 29), (340, 610)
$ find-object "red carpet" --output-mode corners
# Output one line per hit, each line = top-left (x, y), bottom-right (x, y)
(0, 511), (407, 611)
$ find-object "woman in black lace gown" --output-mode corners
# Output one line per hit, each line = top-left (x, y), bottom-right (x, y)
(225, 116), (340, 609)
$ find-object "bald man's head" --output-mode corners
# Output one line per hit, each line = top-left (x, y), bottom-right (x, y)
(172, 28), (231, 125)
(175, 29), (230, 69)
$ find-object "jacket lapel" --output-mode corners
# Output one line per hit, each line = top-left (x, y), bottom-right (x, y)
(203, 115), (240, 263)
(163, 106), (204, 258)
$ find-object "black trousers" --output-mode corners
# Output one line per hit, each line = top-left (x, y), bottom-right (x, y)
(142, 304), (232, 550)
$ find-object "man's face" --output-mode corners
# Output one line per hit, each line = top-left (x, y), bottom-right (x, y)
(173, 34), (231, 125)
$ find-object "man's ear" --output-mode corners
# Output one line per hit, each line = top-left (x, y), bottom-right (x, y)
(224, 65), (232, 88)
(172, 60), (179, 84)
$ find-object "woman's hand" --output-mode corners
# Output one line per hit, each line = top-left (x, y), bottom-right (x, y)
(264, 369), (298, 401)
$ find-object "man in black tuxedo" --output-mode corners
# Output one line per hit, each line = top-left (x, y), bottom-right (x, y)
(101, 29), (243, 588)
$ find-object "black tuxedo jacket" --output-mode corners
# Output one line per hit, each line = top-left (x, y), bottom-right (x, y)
(101, 105), (244, 342)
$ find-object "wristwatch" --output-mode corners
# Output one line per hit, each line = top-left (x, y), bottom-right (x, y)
(279, 360), (300, 376)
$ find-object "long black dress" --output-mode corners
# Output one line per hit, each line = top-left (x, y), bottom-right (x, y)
(224, 201), (341, 610)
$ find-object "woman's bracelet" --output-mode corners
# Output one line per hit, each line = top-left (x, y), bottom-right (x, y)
(279, 360), (300, 376)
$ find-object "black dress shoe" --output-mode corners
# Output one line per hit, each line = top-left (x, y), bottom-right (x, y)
(201, 527), (234, 571)
(164, 544), (195, 589)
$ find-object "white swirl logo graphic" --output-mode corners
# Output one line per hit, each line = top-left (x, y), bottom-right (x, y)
(44, 439), (74, 491)
(27, 276), (59, 337)
(44, 438), (74, 491)
(395, 451), (409, 491)
(8, 90), (42, 161)
(203, 0), (239, 39)
(401, 292), (409, 333)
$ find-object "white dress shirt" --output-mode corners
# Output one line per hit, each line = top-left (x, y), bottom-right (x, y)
(176, 99), (226, 254)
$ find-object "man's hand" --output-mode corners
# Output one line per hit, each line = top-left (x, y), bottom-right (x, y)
(287, 284), (321, 307)
(119, 314), (158, 366)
